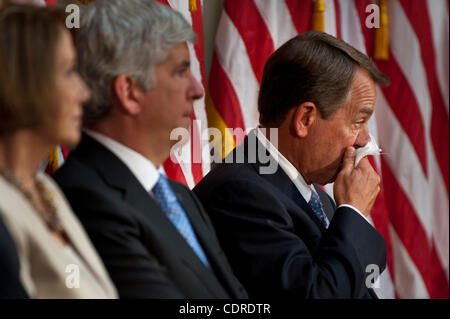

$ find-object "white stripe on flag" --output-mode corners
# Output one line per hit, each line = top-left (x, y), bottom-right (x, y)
(388, 0), (432, 130)
(215, 11), (260, 129)
(375, 91), (432, 238)
(253, 0), (298, 49)
(323, 0), (337, 37)
(390, 226), (430, 299)
(426, 0), (449, 112)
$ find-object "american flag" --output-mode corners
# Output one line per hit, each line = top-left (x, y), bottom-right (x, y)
(206, 0), (449, 299)
(43, 0), (448, 298)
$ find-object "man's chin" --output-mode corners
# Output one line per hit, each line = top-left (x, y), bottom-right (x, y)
(181, 117), (192, 130)
(328, 170), (340, 184)
(316, 170), (339, 186)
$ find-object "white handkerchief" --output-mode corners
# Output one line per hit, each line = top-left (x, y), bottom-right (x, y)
(355, 134), (381, 167)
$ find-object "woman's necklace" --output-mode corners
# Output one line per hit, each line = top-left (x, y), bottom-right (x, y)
(0, 168), (64, 233)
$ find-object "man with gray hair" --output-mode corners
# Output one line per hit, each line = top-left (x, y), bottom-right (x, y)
(54, 0), (247, 299)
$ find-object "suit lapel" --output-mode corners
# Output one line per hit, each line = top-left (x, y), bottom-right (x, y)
(122, 176), (183, 250)
(171, 182), (231, 297)
(54, 192), (115, 295)
(122, 175), (210, 278)
(243, 134), (331, 231)
(126, 180), (225, 298)
(75, 134), (224, 297)
(75, 135), (191, 262)
(8, 172), (115, 297)
(289, 184), (329, 230)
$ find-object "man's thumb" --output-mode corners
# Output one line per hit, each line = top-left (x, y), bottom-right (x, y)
(341, 147), (356, 173)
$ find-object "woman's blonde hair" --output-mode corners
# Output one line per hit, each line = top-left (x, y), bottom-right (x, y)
(0, 4), (69, 136)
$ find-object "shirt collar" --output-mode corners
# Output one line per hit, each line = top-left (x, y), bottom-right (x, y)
(84, 129), (160, 192)
(254, 127), (316, 202)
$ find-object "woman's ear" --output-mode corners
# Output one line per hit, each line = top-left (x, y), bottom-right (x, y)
(291, 102), (318, 138)
(113, 74), (143, 115)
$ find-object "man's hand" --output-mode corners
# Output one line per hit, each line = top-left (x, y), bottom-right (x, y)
(333, 147), (381, 217)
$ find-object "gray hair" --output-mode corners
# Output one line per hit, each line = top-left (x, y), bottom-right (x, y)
(77, 0), (196, 126)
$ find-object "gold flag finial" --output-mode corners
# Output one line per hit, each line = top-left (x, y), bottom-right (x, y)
(311, 0), (325, 32)
(47, 146), (60, 173)
(189, 0), (197, 12)
(374, 0), (389, 60)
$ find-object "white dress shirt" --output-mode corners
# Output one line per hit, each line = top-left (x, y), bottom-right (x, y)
(84, 130), (160, 193)
(254, 128), (371, 225)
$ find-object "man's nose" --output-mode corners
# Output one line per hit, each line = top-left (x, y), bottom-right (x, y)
(190, 75), (204, 101)
(355, 125), (371, 148)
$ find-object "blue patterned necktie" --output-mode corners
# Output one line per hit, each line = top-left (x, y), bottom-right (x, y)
(308, 191), (330, 229)
(152, 174), (210, 267)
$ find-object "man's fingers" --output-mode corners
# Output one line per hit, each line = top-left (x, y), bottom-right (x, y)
(357, 156), (371, 169)
(340, 146), (356, 174)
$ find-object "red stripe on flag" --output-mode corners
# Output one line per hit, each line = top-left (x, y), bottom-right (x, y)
(400, 0), (449, 193)
(381, 158), (449, 298)
(430, 93), (450, 192)
(209, 52), (245, 130)
(190, 115), (203, 184)
(352, 0), (448, 298)
(60, 145), (70, 160)
(353, 0), (375, 55)
(375, 58), (428, 177)
(190, 0), (207, 90)
(164, 160), (188, 187)
(155, 0), (169, 6)
(189, 0), (206, 184)
(353, 0), (428, 178)
(284, 0), (314, 34)
(334, 0), (342, 39)
(224, 0), (275, 82)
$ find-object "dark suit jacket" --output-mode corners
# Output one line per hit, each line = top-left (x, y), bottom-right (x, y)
(193, 134), (386, 299)
(54, 134), (247, 299)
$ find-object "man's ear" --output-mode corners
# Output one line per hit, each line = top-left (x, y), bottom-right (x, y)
(291, 102), (318, 138)
(113, 74), (144, 115)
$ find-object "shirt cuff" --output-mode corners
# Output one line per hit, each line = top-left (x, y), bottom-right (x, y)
(337, 204), (373, 226)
